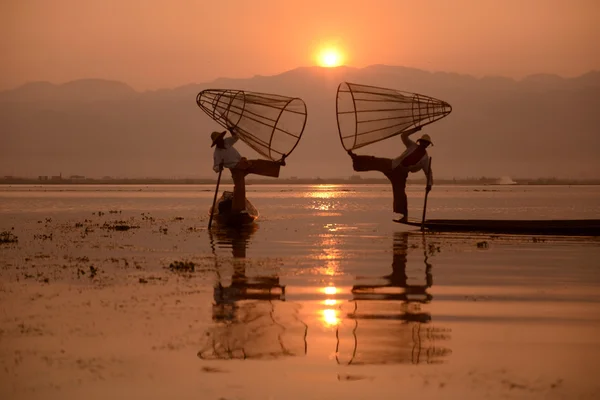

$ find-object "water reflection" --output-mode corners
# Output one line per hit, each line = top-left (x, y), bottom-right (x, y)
(336, 232), (451, 365)
(199, 227), (307, 360)
(321, 286), (342, 327)
(315, 233), (342, 276)
(199, 229), (450, 365)
(305, 185), (350, 215)
(208, 224), (258, 259)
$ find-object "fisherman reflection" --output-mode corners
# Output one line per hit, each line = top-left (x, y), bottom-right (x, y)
(209, 224), (257, 259)
(336, 232), (450, 365)
(199, 226), (307, 360)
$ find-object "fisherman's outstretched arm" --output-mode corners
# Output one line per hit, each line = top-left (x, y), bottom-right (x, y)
(225, 127), (239, 146)
(401, 126), (422, 147)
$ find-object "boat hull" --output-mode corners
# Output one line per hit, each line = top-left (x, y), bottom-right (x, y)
(209, 191), (259, 227)
(214, 212), (257, 226)
(398, 219), (600, 236)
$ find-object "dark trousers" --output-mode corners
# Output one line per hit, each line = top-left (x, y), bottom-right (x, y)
(230, 159), (281, 212)
(352, 155), (409, 215)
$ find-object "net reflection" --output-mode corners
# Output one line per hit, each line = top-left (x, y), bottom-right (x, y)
(336, 232), (451, 365)
(199, 226), (307, 360)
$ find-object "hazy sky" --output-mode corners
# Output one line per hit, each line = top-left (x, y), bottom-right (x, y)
(2, 0), (599, 91)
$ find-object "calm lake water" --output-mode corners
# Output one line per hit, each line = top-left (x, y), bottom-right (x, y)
(1, 184), (599, 399)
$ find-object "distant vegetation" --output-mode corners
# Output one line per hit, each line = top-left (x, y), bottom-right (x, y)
(1, 176), (599, 185)
(0, 230), (18, 244)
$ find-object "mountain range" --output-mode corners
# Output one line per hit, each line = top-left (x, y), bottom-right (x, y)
(1, 65), (599, 180)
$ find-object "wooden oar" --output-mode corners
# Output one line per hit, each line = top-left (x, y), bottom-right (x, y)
(208, 163), (224, 229)
(421, 157), (433, 231)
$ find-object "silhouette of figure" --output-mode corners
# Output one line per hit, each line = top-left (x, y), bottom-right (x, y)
(336, 232), (450, 365)
(348, 127), (433, 222)
(199, 226), (306, 360)
(211, 129), (283, 213)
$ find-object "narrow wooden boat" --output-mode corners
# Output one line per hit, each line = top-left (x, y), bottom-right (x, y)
(209, 191), (259, 227)
(398, 218), (600, 236)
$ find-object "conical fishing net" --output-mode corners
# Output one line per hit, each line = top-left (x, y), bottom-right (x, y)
(197, 89), (307, 161)
(336, 82), (452, 151)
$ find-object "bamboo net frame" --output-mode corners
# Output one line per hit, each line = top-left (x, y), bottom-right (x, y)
(336, 82), (452, 151)
(197, 89), (308, 161)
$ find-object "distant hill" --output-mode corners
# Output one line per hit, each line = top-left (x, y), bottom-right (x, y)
(1, 66), (599, 179)
(0, 79), (138, 103)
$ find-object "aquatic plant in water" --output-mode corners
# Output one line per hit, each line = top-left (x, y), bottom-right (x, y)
(0, 230), (18, 244)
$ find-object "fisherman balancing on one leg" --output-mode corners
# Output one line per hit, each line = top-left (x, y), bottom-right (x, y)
(211, 128), (285, 213)
(348, 126), (433, 223)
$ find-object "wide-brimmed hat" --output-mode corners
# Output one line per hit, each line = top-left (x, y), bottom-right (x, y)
(210, 130), (226, 147)
(417, 133), (433, 146)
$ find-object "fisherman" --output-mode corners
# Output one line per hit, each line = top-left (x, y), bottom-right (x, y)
(212, 128), (284, 213)
(348, 126), (433, 223)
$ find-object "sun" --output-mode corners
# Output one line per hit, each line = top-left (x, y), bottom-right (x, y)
(317, 47), (344, 68)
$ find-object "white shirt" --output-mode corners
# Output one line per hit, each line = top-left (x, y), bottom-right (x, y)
(213, 135), (241, 172)
(391, 134), (433, 186)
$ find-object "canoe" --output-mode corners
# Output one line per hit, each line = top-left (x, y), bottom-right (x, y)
(398, 218), (600, 236)
(209, 191), (259, 227)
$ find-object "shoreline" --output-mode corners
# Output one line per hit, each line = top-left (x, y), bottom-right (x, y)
(2, 178), (600, 186)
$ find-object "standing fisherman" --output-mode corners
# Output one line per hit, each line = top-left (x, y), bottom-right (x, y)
(211, 128), (284, 213)
(348, 126), (433, 222)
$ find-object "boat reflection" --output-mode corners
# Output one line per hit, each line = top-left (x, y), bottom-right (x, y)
(335, 232), (451, 365)
(208, 224), (259, 259)
(199, 226), (307, 360)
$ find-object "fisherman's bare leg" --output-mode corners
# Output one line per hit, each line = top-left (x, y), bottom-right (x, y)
(349, 154), (411, 217)
(389, 168), (409, 221)
(230, 168), (247, 213)
(349, 155), (393, 174)
(244, 159), (281, 178)
(230, 159), (281, 213)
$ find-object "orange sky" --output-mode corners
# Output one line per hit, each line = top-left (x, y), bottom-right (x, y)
(2, 0), (599, 91)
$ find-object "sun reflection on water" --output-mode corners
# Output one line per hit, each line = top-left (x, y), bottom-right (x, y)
(324, 223), (337, 232)
(306, 185), (350, 213)
(321, 287), (341, 327)
(323, 286), (337, 295)
(314, 234), (342, 276)
(321, 308), (340, 327)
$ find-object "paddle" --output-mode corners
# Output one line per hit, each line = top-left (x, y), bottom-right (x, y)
(208, 163), (224, 230)
(421, 157), (433, 231)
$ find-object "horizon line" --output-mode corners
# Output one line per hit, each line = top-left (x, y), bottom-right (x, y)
(2, 176), (599, 183)
(2, 64), (598, 93)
